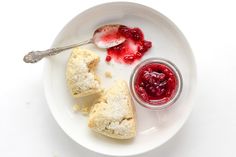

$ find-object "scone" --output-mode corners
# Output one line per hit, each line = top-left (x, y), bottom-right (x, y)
(88, 80), (136, 139)
(66, 47), (101, 98)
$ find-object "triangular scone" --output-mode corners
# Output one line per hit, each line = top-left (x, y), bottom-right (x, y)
(66, 47), (101, 98)
(88, 80), (136, 139)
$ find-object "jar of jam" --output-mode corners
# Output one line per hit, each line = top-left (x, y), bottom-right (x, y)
(130, 58), (182, 110)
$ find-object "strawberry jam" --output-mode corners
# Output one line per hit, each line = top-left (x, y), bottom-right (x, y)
(105, 25), (152, 64)
(133, 61), (178, 106)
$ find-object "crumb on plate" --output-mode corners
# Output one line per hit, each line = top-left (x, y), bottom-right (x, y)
(105, 71), (112, 78)
(72, 103), (91, 115)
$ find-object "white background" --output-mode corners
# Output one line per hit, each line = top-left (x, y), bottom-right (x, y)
(0, 0), (236, 157)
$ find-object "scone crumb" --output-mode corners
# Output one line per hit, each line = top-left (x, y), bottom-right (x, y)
(72, 103), (91, 115)
(72, 104), (80, 112)
(105, 71), (112, 78)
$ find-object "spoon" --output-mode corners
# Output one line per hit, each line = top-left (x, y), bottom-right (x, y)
(23, 24), (126, 63)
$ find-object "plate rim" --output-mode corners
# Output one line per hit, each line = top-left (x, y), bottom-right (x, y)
(43, 1), (197, 156)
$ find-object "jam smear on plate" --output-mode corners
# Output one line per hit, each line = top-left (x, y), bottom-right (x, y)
(104, 25), (152, 64)
(134, 63), (177, 105)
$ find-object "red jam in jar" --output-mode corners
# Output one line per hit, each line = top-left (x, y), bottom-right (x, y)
(132, 59), (181, 108)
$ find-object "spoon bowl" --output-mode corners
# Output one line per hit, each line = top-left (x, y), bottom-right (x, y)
(93, 24), (126, 48)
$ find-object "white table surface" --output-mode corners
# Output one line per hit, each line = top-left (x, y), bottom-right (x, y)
(1, 0), (236, 156)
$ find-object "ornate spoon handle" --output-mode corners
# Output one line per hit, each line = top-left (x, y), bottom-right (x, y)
(23, 39), (92, 63)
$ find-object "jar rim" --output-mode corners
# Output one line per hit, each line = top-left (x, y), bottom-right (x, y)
(130, 58), (183, 110)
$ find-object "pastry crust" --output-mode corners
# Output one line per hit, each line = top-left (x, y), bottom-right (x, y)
(88, 80), (136, 139)
(66, 47), (101, 98)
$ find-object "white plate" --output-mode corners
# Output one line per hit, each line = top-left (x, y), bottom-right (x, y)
(44, 2), (197, 156)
